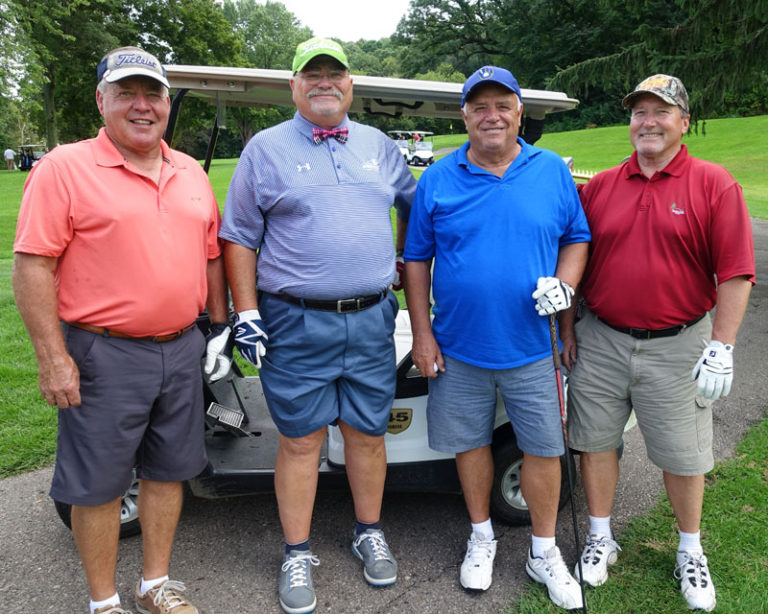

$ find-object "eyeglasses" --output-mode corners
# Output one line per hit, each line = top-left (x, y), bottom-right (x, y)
(298, 69), (349, 85)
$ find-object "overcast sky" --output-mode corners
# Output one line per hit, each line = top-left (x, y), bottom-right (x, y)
(278, 0), (413, 41)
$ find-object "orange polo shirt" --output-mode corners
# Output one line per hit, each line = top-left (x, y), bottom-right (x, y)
(14, 128), (221, 336)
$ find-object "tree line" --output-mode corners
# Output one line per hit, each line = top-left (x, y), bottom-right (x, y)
(1, 0), (765, 159)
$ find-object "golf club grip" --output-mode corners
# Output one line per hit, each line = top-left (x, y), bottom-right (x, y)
(548, 314), (561, 370)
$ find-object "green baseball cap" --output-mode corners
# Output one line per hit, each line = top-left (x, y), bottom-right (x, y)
(292, 37), (350, 74)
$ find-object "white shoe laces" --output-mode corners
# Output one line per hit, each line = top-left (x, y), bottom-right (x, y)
(355, 531), (393, 562)
(544, 549), (577, 585)
(466, 536), (496, 565)
(281, 552), (320, 588)
(582, 534), (621, 564)
(147, 580), (189, 610)
(674, 552), (710, 588)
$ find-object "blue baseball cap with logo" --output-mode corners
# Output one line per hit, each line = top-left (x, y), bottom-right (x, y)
(462, 66), (522, 106)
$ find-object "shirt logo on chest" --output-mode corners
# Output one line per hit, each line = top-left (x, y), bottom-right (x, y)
(297, 163), (311, 173)
(362, 158), (379, 171)
(671, 203), (685, 215)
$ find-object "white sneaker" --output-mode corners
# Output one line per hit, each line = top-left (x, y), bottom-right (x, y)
(459, 532), (497, 591)
(526, 546), (584, 611)
(675, 551), (716, 611)
(574, 534), (621, 587)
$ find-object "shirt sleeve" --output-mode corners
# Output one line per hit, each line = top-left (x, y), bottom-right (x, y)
(403, 169), (436, 261)
(219, 143), (266, 249)
(13, 156), (74, 257)
(384, 137), (416, 222)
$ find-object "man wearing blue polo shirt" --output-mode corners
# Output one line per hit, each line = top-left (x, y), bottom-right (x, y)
(404, 66), (590, 610)
(220, 38), (415, 614)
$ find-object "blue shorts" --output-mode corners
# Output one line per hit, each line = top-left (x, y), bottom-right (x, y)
(50, 324), (208, 506)
(427, 354), (564, 456)
(258, 291), (399, 438)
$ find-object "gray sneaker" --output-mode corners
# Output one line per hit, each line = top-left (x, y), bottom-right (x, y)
(352, 528), (398, 586)
(279, 550), (320, 614)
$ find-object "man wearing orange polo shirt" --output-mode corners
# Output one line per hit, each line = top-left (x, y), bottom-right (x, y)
(13, 46), (230, 614)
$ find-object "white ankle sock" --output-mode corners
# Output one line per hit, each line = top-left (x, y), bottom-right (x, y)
(90, 593), (120, 614)
(531, 535), (556, 558)
(471, 518), (494, 541)
(678, 530), (702, 553)
(140, 574), (169, 595)
(588, 515), (613, 539)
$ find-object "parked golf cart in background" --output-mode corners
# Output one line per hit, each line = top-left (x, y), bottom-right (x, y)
(18, 144), (47, 171)
(53, 66), (584, 538)
(387, 130), (411, 162)
(405, 130), (434, 166)
(387, 130), (435, 166)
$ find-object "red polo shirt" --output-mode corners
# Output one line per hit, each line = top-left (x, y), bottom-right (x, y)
(14, 128), (221, 336)
(579, 145), (755, 329)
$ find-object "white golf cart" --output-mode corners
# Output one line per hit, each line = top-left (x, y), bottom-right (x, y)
(387, 130), (435, 166)
(387, 130), (412, 162)
(53, 66), (583, 538)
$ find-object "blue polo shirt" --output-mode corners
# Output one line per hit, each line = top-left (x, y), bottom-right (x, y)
(221, 112), (415, 299)
(404, 139), (590, 368)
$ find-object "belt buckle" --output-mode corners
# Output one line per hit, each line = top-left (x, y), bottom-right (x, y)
(336, 298), (360, 313)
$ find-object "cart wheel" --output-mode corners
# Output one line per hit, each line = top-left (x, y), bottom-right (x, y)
(53, 471), (141, 538)
(490, 434), (575, 526)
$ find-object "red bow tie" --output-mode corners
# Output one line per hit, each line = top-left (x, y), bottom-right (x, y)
(312, 127), (349, 145)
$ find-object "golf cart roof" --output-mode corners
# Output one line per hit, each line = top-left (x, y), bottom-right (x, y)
(164, 65), (578, 120)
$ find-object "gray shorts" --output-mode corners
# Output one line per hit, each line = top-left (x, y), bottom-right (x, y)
(427, 354), (565, 457)
(50, 324), (208, 506)
(567, 309), (714, 475)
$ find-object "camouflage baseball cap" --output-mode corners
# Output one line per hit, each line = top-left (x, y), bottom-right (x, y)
(622, 74), (689, 114)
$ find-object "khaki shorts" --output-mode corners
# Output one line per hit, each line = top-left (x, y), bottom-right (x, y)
(567, 309), (714, 476)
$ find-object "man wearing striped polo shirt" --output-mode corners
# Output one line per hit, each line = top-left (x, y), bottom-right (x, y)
(220, 37), (415, 614)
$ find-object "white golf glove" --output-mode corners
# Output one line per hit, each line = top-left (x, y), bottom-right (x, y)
(532, 276), (575, 316)
(392, 255), (405, 291)
(691, 340), (734, 400)
(204, 322), (233, 382)
(233, 309), (268, 368)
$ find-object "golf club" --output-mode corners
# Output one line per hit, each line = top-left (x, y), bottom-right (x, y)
(549, 313), (587, 613)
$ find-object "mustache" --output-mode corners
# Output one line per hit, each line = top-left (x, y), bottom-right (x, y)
(307, 87), (343, 100)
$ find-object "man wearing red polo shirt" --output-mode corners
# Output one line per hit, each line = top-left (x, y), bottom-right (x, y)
(561, 74), (755, 612)
(13, 46), (231, 614)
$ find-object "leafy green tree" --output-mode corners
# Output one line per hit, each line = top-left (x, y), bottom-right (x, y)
(551, 0), (768, 118)
(138, 0), (244, 65)
(221, 0), (310, 69)
(344, 38), (402, 77)
(11, 0), (137, 148)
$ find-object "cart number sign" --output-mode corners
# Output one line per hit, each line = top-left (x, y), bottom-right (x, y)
(387, 408), (413, 434)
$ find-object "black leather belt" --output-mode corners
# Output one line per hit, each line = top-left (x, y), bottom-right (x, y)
(271, 290), (387, 313)
(596, 314), (705, 340)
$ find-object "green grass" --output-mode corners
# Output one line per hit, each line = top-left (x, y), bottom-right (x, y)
(511, 415), (768, 614)
(537, 115), (768, 218)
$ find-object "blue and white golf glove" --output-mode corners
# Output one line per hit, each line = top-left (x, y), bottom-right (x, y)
(532, 276), (575, 316)
(691, 340), (733, 400)
(204, 322), (234, 382)
(234, 309), (268, 368)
